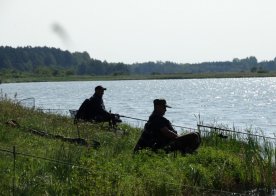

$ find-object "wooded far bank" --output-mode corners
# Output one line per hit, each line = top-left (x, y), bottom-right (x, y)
(1, 46), (276, 82)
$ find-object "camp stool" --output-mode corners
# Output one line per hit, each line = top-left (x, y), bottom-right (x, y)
(69, 109), (119, 137)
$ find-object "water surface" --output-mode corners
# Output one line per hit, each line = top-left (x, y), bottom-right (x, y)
(1, 78), (276, 135)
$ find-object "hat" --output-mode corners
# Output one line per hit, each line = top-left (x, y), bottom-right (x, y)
(153, 99), (171, 108)
(95, 85), (107, 91)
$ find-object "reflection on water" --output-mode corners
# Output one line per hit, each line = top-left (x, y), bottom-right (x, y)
(1, 78), (276, 135)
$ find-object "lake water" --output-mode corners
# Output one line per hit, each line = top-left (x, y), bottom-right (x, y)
(1, 78), (276, 136)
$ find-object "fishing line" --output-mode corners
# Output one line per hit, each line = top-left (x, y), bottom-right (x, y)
(34, 108), (276, 140)
(119, 114), (276, 140)
(120, 114), (198, 131)
(119, 115), (147, 122)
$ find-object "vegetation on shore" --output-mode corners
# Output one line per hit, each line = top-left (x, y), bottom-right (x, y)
(0, 98), (276, 195)
(2, 71), (276, 84)
(1, 46), (276, 84)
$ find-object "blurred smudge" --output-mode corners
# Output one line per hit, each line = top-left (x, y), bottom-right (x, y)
(51, 22), (71, 47)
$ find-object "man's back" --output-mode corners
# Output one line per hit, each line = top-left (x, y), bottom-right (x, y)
(147, 112), (175, 148)
(89, 93), (109, 117)
(134, 112), (175, 151)
(75, 93), (108, 121)
(74, 99), (93, 121)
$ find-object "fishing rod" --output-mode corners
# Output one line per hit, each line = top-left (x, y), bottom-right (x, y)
(198, 124), (276, 140)
(119, 115), (147, 122)
(39, 108), (276, 140)
(119, 115), (197, 131)
(119, 114), (276, 140)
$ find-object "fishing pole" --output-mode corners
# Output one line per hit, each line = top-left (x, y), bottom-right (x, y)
(119, 115), (197, 131)
(198, 124), (276, 140)
(119, 115), (147, 122)
(119, 114), (276, 140)
(39, 108), (276, 140)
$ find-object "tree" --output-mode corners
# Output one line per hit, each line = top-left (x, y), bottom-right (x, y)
(232, 58), (240, 64)
(77, 63), (87, 75)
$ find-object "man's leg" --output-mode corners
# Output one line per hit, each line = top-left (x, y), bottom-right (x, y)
(169, 132), (201, 154)
(94, 113), (112, 122)
(95, 113), (122, 128)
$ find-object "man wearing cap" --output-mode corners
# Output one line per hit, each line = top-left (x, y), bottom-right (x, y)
(88, 85), (110, 120)
(75, 85), (121, 126)
(134, 99), (201, 154)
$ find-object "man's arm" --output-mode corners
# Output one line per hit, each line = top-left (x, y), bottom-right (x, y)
(160, 127), (178, 140)
(91, 96), (109, 115)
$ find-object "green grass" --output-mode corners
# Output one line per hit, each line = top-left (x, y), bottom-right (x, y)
(0, 98), (276, 195)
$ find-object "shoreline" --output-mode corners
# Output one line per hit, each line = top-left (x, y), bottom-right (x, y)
(1, 72), (276, 83)
(0, 99), (275, 194)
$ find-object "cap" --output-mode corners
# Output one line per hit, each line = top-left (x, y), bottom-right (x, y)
(95, 85), (107, 91)
(153, 99), (171, 108)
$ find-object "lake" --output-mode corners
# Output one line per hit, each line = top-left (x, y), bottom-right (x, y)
(1, 78), (276, 136)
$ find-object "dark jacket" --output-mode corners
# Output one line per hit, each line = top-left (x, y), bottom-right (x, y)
(134, 111), (177, 151)
(75, 93), (110, 121)
(89, 93), (110, 118)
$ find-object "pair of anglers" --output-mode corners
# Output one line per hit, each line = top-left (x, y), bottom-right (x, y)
(75, 85), (201, 154)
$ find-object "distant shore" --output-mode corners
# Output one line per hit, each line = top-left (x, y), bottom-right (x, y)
(1, 72), (276, 83)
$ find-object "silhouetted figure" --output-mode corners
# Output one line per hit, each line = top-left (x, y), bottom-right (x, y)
(134, 99), (200, 154)
(75, 85), (121, 126)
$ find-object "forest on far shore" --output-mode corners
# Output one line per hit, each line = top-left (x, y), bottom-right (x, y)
(1, 46), (276, 77)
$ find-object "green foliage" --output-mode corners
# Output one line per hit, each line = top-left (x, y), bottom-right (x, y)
(1, 46), (276, 82)
(0, 46), (130, 77)
(0, 99), (275, 194)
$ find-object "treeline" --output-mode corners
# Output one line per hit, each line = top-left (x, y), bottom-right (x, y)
(1, 46), (276, 77)
(0, 46), (128, 76)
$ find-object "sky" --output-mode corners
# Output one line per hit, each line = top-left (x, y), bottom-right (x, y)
(1, 0), (276, 64)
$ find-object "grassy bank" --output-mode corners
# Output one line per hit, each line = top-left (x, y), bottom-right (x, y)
(1, 71), (276, 83)
(0, 99), (276, 195)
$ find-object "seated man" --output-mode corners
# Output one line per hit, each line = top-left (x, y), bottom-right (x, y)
(134, 99), (201, 154)
(75, 85), (121, 126)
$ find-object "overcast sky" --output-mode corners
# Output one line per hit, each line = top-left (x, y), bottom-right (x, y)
(1, 0), (276, 64)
